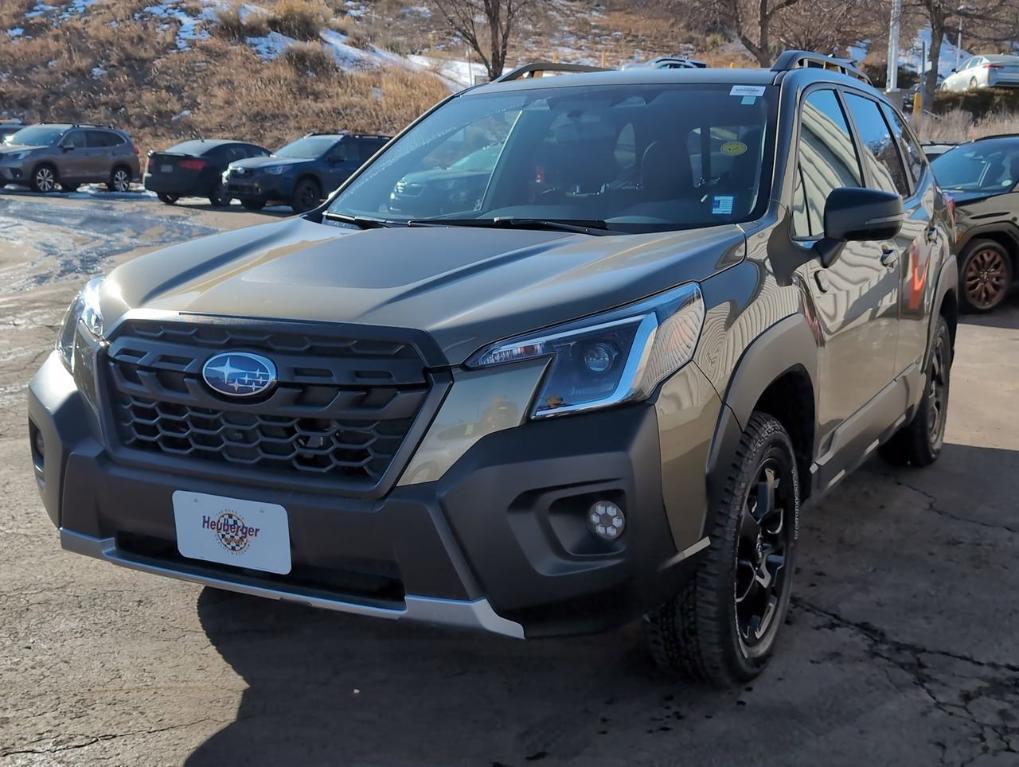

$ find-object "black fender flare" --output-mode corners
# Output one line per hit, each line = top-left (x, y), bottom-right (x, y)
(704, 313), (820, 507)
(926, 253), (959, 367)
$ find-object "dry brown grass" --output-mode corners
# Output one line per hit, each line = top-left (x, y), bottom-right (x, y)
(267, 0), (329, 41)
(215, 7), (270, 40)
(0, 5), (448, 156)
(913, 110), (1019, 143)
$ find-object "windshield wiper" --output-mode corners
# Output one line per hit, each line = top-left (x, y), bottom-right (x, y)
(408, 217), (615, 236)
(322, 212), (397, 229)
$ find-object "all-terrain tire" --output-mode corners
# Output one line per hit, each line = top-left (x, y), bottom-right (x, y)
(879, 316), (952, 468)
(644, 412), (800, 686)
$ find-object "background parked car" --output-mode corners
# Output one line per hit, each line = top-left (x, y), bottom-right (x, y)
(0, 121), (25, 146)
(388, 143), (500, 216)
(223, 132), (390, 213)
(940, 54), (1019, 92)
(145, 139), (270, 207)
(0, 123), (140, 193)
(931, 134), (1019, 311)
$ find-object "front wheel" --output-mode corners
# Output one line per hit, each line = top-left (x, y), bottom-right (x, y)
(644, 412), (800, 686)
(157, 193), (179, 205)
(290, 178), (321, 213)
(30, 164), (58, 193)
(879, 315), (952, 468)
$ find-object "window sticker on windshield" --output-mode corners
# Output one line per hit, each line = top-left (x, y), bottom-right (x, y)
(721, 141), (748, 157)
(740, 96), (757, 105)
(730, 85), (766, 97)
(712, 195), (735, 215)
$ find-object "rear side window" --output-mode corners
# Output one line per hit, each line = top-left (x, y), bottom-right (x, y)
(844, 93), (910, 197)
(358, 139), (383, 162)
(881, 104), (926, 186)
(793, 89), (862, 238)
(328, 141), (357, 163)
(86, 130), (123, 148)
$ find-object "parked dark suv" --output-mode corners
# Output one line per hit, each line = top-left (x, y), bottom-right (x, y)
(0, 123), (140, 193)
(931, 134), (1019, 311)
(223, 132), (390, 213)
(29, 52), (958, 686)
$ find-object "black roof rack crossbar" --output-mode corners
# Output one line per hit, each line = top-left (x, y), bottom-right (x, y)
(648, 56), (707, 69)
(771, 50), (870, 84)
(494, 62), (609, 83)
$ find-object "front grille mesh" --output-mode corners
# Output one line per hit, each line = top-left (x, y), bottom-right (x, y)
(105, 320), (430, 488)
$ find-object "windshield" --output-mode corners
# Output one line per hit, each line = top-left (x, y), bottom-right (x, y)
(931, 140), (1019, 193)
(8, 125), (65, 147)
(327, 83), (776, 233)
(275, 136), (336, 160)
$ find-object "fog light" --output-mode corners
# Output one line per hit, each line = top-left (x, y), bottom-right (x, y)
(588, 500), (625, 541)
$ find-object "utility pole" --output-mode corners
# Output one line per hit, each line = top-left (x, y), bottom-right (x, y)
(887, 0), (902, 91)
(955, 7), (966, 70)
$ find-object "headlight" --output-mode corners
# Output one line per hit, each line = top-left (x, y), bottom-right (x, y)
(57, 277), (105, 371)
(467, 283), (704, 419)
(4, 151), (28, 161)
(265, 165), (288, 175)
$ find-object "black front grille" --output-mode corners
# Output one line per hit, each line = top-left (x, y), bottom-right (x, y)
(104, 319), (433, 490)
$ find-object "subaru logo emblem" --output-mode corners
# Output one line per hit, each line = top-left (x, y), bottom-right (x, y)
(202, 352), (277, 398)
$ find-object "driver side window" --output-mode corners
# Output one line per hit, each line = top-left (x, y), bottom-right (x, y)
(792, 89), (863, 239)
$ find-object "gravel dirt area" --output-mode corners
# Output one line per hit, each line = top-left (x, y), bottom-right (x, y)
(1, 190), (1018, 767)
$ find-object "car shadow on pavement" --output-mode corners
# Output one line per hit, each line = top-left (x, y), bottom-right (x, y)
(958, 300), (1019, 330)
(185, 588), (724, 766)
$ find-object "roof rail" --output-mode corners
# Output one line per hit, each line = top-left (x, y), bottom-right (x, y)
(973, 132), (1019, 141)
(494, 62), (609, 83)
(771, 50), (870, 84)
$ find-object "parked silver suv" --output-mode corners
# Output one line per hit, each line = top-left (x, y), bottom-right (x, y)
(0, 123), (141, 193)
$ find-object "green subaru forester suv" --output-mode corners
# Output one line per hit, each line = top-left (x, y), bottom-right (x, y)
(29, 52), (957, 686)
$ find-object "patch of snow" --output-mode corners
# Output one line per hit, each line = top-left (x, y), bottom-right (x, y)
(408, 55), (488, 89)
(60, 0), (97, 19)
(403, 5), (430, 17)
(247, 31), (296, 60)
(141, 1), (211, 50)
(25, 2), (56, 19)
(90, 65), (106, 78)
(171, 109), (192, 122)
(8, 28), (24, 38)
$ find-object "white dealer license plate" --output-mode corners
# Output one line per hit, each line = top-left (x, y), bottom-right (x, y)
(172, 491), (291, 574)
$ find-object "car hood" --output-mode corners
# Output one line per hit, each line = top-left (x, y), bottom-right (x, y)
(945, 189), (1011, 206)
(229, 156), (310, 171)
(0, 143), (45, 154)
(101, 218), (746, 365)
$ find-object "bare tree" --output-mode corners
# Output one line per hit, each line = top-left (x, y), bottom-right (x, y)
(428, 0), (535, 80)
(909, 0), (1019, 96)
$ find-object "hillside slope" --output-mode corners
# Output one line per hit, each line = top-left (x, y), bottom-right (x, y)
(0, 0), (451, 154)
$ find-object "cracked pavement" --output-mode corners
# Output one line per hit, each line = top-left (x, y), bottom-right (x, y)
(1, 193), (1019, 766)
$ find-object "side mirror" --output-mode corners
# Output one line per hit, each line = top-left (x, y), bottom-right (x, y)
(815, 187), (903, 267)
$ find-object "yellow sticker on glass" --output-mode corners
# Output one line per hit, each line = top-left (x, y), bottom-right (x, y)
(721, 141), (748, 157)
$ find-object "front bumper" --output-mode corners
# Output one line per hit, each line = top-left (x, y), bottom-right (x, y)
(29, 350), (714, 638)
(0, 162), (26, 182)
(225, 174), (292, 201)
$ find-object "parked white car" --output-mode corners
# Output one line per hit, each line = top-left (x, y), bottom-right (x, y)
(941, 54), (1019, 92)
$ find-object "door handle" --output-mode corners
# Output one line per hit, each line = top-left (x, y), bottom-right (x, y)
(880, 247), (898, 269)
